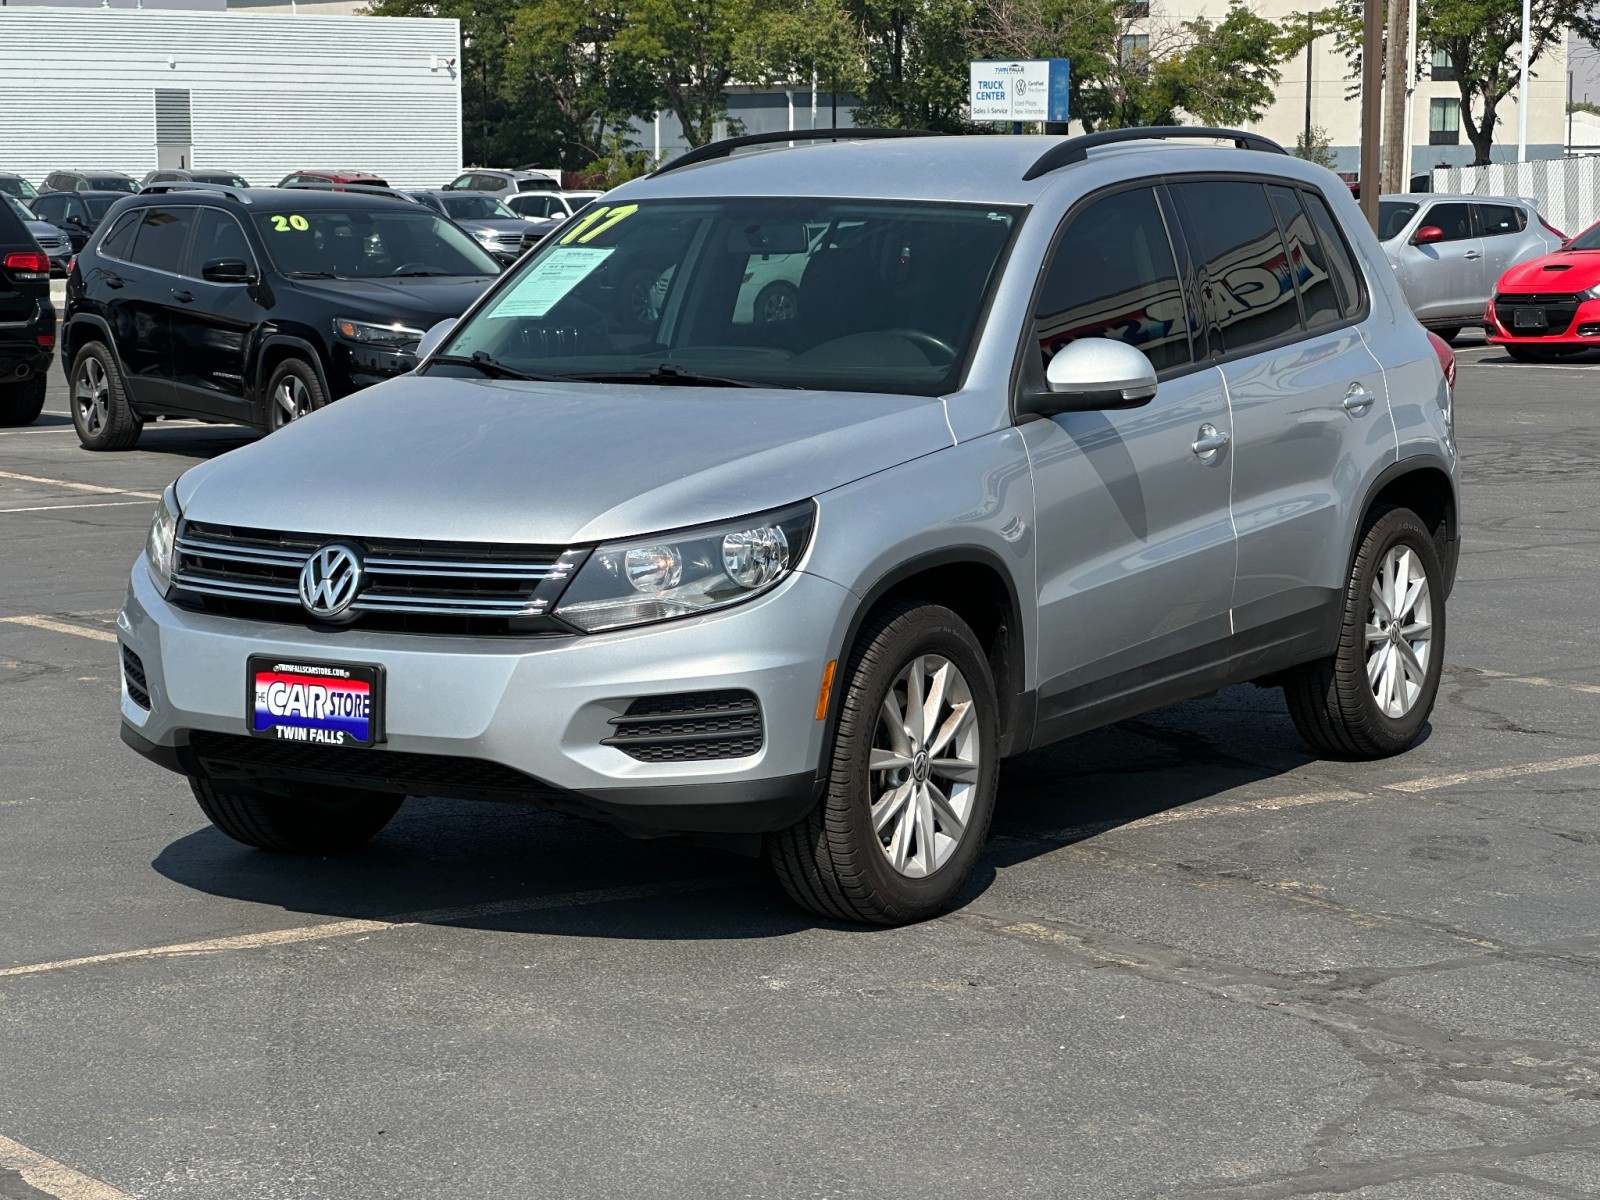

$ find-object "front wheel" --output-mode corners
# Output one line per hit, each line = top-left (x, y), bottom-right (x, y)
(264, 357), (327, 432)
(191, 777), (403, 853)
(1283, 505), (1445, 758)
(766, 602), (999, 925)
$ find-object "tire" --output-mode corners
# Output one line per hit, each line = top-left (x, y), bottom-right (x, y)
(766, 602), (1000, 925)
(1283, 505), (1446, 759)
(69, 341), (143, 450)
(1430, 326), (1461, 343)
(263, 357), (328, 432)
(0, 375), (46, 427)
(753, 281), (799, 325)
(190, 776), (403, 853)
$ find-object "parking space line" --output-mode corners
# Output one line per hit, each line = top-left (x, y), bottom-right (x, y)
(0, 1131), (133, 1200)
(0, 500), (152, 514)
(1387, 752), (1600, 794)
(0, 879), (733, 980)
(0, 470), (160, 500)
(0, 615), (117, 643)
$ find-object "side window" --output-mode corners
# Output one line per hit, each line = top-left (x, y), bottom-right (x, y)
(1422, 202), (1473, 242)
(127, 207), (195, 272)
(185, 208), (255, 277)
(1268, 185), (1341, 331)
(1034, 186), (1192, 373)
(1476, 203), (1524, 236)
(1169, 180), (1303, 356)
(1300, 191), (1365, 318)
(98, 212), (140, 260)
(66, 198), (88, 225)
(34, 196), (64, 223)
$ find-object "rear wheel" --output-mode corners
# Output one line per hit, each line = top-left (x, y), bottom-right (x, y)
(1429, 326), (1461, 343)
(70, 341), (143, 450)
(0, 375), (46, 427)
(190, 776), (402, 853)
(264, 357), (327, 432)
(766, 602), (999, 925)
(753, 281), (799, 325)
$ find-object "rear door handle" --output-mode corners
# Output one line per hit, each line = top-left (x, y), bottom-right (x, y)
(172, 290), (195, 304)
(1344, 383), (1376, 413)
(1191, 424), (1231, 458)
(1463, 250), (1482, 260)
(102, 273), (125, 290)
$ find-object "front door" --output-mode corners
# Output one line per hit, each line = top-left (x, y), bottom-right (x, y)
(169, 206), (258, 418)
(1398, 200), (1483, 324)
(1023, 184), (1237, 741)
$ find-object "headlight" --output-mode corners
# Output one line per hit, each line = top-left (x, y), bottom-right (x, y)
(1579, 285), (1600, 302)
(471, 227), (501, 245)
(146, 485), (180, 595)
(332, 317), (425, 350)
(555, 502), (816, 633)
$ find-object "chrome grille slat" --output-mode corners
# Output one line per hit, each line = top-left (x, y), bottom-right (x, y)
(174, 574), (299, 602)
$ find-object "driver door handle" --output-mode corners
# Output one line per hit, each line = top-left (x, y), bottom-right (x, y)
(1343, 383), (1376, 413)
(1191, 424), (1231, 457)
(172, 290), (195, 304)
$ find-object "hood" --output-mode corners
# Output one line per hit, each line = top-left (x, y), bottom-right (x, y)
(286, 275), (497, 324)
(459, 218), (534, 236)
(25, 220), (64, 242)
(1496, 250), (1600, 294)
(175, 374), (953, 546)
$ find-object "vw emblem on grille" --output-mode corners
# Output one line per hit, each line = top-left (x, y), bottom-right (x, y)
(298, 543), (364, 620)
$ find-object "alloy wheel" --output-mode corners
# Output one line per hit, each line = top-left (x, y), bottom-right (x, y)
(75, 357), (109, 435)
(1366, 544), (1434, 718)
(271, 374), (312, 429)
(868, 654), (981, 878)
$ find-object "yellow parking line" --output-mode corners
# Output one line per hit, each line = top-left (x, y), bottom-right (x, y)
(0, 470), (159, 500)
(0, 615), (117, 643)
(0, 1131), (132, 1200)
(1387, 752), (1600, 794)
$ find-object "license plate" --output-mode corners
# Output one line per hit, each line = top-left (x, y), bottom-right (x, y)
(248, 656), (383, 747)
(1513, 307), (1548, 330)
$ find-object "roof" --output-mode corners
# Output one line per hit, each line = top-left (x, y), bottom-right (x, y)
(130, 186), (421, 211)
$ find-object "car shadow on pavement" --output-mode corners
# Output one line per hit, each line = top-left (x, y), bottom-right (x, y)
(150, 684), (1389, 939)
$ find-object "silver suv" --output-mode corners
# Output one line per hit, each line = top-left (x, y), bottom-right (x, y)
(119, 129), (1460, 925)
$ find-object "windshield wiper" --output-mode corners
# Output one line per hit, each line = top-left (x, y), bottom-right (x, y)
(428, 352), (572, 382)
(390, 270), (453, 277)
(283, 270), (340, 279)
(568, 364), (777, 389)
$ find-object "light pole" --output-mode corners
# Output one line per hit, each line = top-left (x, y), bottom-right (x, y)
(1517, 0), (1531, 161)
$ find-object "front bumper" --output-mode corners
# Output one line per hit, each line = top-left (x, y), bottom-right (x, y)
(119, 560), (850, 835)
(1485, 295), (1600, 344)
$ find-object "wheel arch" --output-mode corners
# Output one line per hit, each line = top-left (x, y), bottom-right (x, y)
(62, 315), (131, 388)
(253, 336), (332, 428)
(1358, 454), (1459, 596)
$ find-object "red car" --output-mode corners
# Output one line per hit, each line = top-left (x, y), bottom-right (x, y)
(276, 169), (390, 189)
(1485, 220), (1600, 360)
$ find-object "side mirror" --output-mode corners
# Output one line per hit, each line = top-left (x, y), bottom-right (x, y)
(1413, 225), (1445, 246)
(416, 317), (457, 362)
(201, 257), (254, 284)
(1024, 339), (1158, 416)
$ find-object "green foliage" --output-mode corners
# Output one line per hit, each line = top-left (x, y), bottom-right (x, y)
(582, 128), (659, 187)
(1294, 125), (1340, 168)
(614, 0), (754, 147)
(849, 0), (988, 131)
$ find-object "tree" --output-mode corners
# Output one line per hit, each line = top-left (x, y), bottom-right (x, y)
(848, 0), (986, 131)
(1294, 124), (1340, 167)
(615, 0), (754, 147)
(735, 0), (867, 101)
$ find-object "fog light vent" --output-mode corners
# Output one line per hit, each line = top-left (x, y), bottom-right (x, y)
(603, 689), (763, 762)
(121, 644), (151, 710)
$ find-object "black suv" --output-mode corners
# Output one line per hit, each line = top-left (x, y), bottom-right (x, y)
(30, 191), (129, 252)
(41, 171), (139, 195)
(61, 183), (502, 449)
(0, 193), (55, 426)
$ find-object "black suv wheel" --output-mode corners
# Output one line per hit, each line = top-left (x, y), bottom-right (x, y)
(70, 341), (143, 450)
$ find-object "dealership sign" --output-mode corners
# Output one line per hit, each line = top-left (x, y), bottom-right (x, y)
(969, 59), (1070, 123)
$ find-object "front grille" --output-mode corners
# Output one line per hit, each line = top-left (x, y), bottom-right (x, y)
(170, 520), (582, 635)
(603, 689), (763, 762)
(121, 643), (150, 709)
(36, 236), (68, 252)
(188, 729), (561, 800)
(1495, 293), (1580, 337)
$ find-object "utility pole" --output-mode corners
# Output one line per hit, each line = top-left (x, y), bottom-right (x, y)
(1304, 17), (1314, 156)
(1360, 0), (1383, 229)
(1382, 0), (1409, 192)
(1517, 0), (1531, 161)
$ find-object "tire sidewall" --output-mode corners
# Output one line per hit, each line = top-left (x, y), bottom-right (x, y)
(70, 341), (132, 448)
(264, 357), (326, 432)
(828, 606), (1000, 916)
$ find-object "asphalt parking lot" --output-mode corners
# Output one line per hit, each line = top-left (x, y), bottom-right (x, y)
(3, 339), (1600, 1200)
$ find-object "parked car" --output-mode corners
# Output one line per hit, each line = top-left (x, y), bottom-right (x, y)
(142, 169), (251, 188)
(1484, 217), (1600, 360)
(504, 190), (604, 221)
(1379, 193), (1564, 340)
(404, 190), (552, 264)
(116, 128), (1459, 925)
(60, 182), (500, 447)
(443, 168), (561, 195)
(29, 190), (130, 252)
(0, 190), (55, 426)
(278, 170), (389, 189)
(40, 170), (139, 195)
(0, 173), (39, 201)
(3, 195), (72, 276)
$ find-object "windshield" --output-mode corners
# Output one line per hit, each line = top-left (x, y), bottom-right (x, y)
(442, 195), (518, 221)
(90, 177), (138, 194)
(251, 207), (501, 278)
(85, 195), (123, 220)
(434, 198), (1021, 396)
(1, 177), (38, 200)
(1566, 222), (1600, 250)
(3, 195), (36, 224)
(1377, 201), (1420, 242)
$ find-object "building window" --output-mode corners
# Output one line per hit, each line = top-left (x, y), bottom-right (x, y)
(1119, 34), (1150, 64)
(1429, 97), (1461, 145)
(1431, 48), (1456, 81)
(1124, 1), (1150, 16)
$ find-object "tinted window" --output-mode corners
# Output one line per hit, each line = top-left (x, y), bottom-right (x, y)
(128, 207), (195, 270)
(1477, 203), (1524, 236)
(1377, 201), (1418, 242)
(1422, 202), (1472, 242)
(515, 178), (558, 192)
(88, 177), (137, 194)
(84, 195), (121, 221)
(1269, 186), (1340, 331)
(98, 212), (140, 260)
(33, 196), (65, 223)
(186, 208), (254, 276)
(251, 207), (499, 278)
(0, 195), (27, 241)
(0, 177), (39, 200)
(1035, 186), (1191, 372)
(442, 194), (516, 220)
(1300, 192), (1364, 317)
(1170, 180), (1302, 356)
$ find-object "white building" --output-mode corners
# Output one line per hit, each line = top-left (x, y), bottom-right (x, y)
(0, 3), (462, 189)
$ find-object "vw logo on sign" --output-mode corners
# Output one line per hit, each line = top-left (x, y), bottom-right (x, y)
(298, 543), (364, 620)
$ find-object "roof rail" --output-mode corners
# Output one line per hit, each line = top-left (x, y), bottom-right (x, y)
(652, 128), (943, 177)
(1022, 126), (1288, 182)
(138, 181), (253, 204)
(278, 181), (418, 203)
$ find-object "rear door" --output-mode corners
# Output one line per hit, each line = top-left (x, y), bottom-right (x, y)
(169, 206), (259, 418)
(115, 205), (197, 408)
(1474, 202), (1531, 281)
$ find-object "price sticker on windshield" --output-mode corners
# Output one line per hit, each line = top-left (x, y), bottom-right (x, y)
(270, 214), (311, 232)
(559, 204), (638, 246)
(486, 246), (614, 319)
